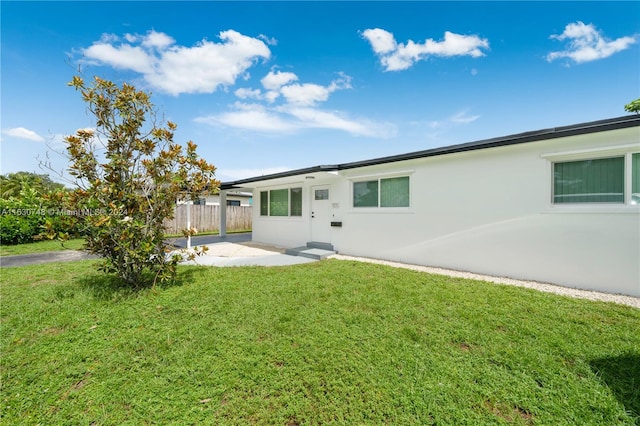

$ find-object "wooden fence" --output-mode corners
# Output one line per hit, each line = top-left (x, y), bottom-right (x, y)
(164, 205), (252, 234)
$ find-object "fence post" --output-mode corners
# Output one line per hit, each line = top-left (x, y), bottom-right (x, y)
(186, 200), (191, 249)
(220, 190), (227, 237)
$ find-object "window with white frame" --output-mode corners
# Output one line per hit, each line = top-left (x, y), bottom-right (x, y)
(552, 151), (640, 205)
(353, 176), (410, 208)
(259, 188), (303, 216)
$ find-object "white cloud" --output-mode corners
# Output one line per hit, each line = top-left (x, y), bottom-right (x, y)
(280, 83), (331, 106)
(2, 127), (45, 142)
(279, 73), (351, 106)
(234, 88), (262, 99)
(361, 28), (397, 54)
(195, 103), (297, 133)
(257, 34), (278, 46)
(261, 70), (298, 91)
(196, 99), (396, 138)
(362, 28), (489, 71)
(84, 41), (154, 74)
(202, 71), (387, 137)
(546, 21), (637, 64)
(283, 106), (396, 138)
(427, 110), (480, 129)
(81, 29), (271, 95)
(450, 111), (480, 124)
(141, 30), (175, 50)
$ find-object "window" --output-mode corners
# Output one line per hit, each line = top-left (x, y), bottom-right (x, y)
(551, 151), (640, 205)
(270, 189), (289, 216)
(381, 176), (410, 207)
(553, 157), (624, 203)
(260, 187), (303, 216)
(260, 191), (268, 216)
(353, 176), (410, 208)
(290, 188), (302, 216)
(315, 189), (329, 200)
(226, 200), (241, 207)
(354, 181), (378, 207)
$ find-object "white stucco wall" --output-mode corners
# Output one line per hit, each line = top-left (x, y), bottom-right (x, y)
(251, 180), (311, 249)
(247, 126), (640, 296)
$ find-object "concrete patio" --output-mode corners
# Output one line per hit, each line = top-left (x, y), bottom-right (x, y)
(171, 232), (337, 267)
(175, 241), (318, 267)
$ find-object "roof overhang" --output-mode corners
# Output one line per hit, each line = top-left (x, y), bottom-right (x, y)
(221, 165), (340, 190)
(221, 115), (640, 190)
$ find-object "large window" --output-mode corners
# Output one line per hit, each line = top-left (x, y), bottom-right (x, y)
(353, 176), (410, 208)
(552, 152), (639, 205)
(553, 157), (624, 203)
(260, 188), (303, 216)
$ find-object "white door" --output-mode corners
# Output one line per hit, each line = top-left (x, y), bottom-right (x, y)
(311, 185), (331, 243)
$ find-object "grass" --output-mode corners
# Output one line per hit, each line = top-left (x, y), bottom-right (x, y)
(0, 230), (251, 256)
(1, 260), (638, 425)
(0, 229), (252, 256)
(0, 238), (85, 257)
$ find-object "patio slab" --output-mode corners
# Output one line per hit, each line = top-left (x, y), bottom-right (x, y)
(174, 242), (317, 267)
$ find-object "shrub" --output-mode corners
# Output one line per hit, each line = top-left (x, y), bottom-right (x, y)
(0, 198), (45, 245)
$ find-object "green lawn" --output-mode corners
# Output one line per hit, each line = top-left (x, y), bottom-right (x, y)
(0, 238), (85, 257)
(1, 260), (638, 425)
(0, 232), (252, 256)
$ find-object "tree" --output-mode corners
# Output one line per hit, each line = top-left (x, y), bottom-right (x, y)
(625, 98), (640, 114)
(0, 171), (65, 199)
(65, 76), (218, 286)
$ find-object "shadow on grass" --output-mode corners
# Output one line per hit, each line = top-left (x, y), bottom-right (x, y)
(590, 353), (640, 419)
(75, 266), (204, 301)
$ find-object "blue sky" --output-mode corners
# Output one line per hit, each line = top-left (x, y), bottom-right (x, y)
(1, 1), (639, 183)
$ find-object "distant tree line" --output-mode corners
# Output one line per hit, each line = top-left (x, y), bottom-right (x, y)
(0, 172), (79, 244)
(0, 171), (66, 199)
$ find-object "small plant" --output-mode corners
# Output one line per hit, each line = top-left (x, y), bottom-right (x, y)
(64, 76), (218, 286)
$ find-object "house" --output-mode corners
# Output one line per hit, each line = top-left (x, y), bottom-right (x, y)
(178, 191), (252, 206)
(220, 115), (640, 297)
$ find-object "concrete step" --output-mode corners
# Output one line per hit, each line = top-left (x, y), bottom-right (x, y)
(306, 241), (335, 251)
(285, 243), (336, 260)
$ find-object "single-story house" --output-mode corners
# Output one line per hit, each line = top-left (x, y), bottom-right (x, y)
(220, 115), (640, 297)
(177, 191), (252, 206)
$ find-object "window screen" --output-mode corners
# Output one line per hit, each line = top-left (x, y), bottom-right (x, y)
(553, 157), (624, 203)
(290, 187), (302, 216)
(269, 189), (289, 216)
(353, 180), (378, 207)
(380, 176), (410, 207)
(260, 191), (268, 216)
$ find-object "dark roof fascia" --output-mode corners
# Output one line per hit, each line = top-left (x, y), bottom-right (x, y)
(221, 115), (640, 190)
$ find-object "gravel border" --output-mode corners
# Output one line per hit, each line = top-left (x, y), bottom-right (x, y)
(330, 254), (640, 309)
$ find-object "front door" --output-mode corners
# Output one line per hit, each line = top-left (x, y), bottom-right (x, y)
(311, 185), (331, 243)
